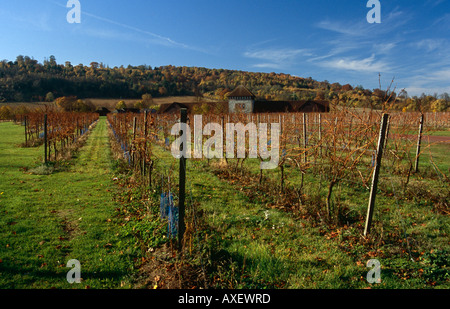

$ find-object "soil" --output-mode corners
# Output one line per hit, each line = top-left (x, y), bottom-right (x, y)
(390, 134), (450, 144)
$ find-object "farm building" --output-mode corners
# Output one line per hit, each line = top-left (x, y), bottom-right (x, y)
(159, 85), (330, 114)
(95, 107), (111, 116)
(227, 85), (256, 113)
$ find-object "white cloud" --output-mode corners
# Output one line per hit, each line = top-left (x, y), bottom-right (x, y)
(432, 13), (450, 29)
(315, 20), (365, 36)
(251, 63), (283, 70)
(315, 8), (409, 37)
(244, 48), (311, 62)
(400, 67), (450, 96)
(244, 48), (312, 70)
(413, 39), (446, 52)
(49, 0), (200, 51)
(427, 68), (450, 81)
(319, 54), (390, 73)
(373, 42), (397, 54)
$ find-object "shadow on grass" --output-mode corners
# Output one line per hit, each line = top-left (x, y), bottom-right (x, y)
(0, 262), (130, 289)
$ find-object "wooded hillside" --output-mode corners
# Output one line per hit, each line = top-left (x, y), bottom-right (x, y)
(1, 55), (448, 112)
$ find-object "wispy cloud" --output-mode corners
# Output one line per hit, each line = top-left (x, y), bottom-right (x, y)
(373, 42), (397, 54)
(48, 0), (201, 51)
(413, 39), (446, 52)
(81, 11), (189, 49)
(318, 54), (390, 73)
(426, 0), (446, 8)
(431, 13), (450, 30)
(400, 66), (450, 96)
(244, 48), (312, 70)
(0, 8), (52, 32)
(316, 8), (410, 37)
(426, 67), (450, 81)
(315, 19), (365, 36)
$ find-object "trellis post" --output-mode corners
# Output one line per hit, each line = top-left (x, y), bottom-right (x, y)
(414, 114), (424, 173)
(364, 113), (389, 237)
(178, 108), (187, 251)
(44, 114), (48, 164)
(24, 115), (28, 145)
(303, 113), (307, 163)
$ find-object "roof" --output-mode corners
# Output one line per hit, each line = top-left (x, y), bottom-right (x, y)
(158, 102), (189, 114)
(158, 102), (228, 114)
(253, 100), (330, 113)
(227, 85), (256, 98)
(158, 99), (330, 114)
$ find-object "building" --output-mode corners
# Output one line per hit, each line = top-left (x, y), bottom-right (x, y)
(253, 100), (330, 113)
(95, 107), (111, 116)
(227, 85), (256, 113)
(159, 85), (330, 114)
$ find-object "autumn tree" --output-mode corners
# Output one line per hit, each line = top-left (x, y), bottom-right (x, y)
(431, 99), (449, 112)
(116, 100), (127, 110)
(45, 92), (55, 102)
(142, 93), (153, 107)
(0, 106), (13, 120)
(55, 96), (78, 111)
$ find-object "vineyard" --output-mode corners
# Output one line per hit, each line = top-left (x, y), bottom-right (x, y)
(15, 110), (98, 163)
(104, 108), (449, 288)
(0, 108), (448, 289)
(107, 109), (449, 218)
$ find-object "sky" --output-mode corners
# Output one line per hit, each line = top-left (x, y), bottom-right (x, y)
(1, 0), (449, 96)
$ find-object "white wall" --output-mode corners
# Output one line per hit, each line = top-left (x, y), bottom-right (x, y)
(228, 99), (254, 113)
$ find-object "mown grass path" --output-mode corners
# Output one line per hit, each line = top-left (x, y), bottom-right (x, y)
(0, 118), (134, 288)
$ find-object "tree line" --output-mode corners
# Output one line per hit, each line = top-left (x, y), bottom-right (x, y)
(0, 55), (448, 112)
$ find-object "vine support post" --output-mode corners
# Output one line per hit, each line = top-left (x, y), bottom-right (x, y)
(143, 111), (148, 177)
(132, 116), (137, 168)
(44, 114), (48, 164)
(303, 113), (307, 163)
(318, 114), (322, 156)
(414, 114), (424, 173)
(24, 115), (28, 145)
(178, 108), (187, 252)
(364, 113), (389, 237)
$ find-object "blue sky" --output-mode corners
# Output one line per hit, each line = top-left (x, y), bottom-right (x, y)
(1, 0), (449, 96)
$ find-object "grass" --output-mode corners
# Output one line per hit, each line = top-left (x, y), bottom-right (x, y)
(0, 118), (136, 288)
(1, 115), (448, 289)
(147, 140), (449, 289)
(151, 147), (360, 288)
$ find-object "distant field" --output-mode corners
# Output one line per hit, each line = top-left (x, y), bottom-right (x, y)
(89, 96), (218, 110)
(0, 96), (214, 111)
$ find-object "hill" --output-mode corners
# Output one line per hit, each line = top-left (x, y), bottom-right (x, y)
(0, 55), (448, 112)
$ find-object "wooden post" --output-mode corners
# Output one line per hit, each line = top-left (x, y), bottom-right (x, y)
(383, 116), (390, 150)
(303, 113), (307, 163)
(144, 111), (148, 137)
(178, 108), (187, 251)
(414, 114), (424, 173)
(318, 114), (322, 156)
(44, 114), (48, 164)
(132, 117), (137, 168)
(364, 113), (389, 237)
(143, 111), (148, 177)
(24, 115), (28, 145)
